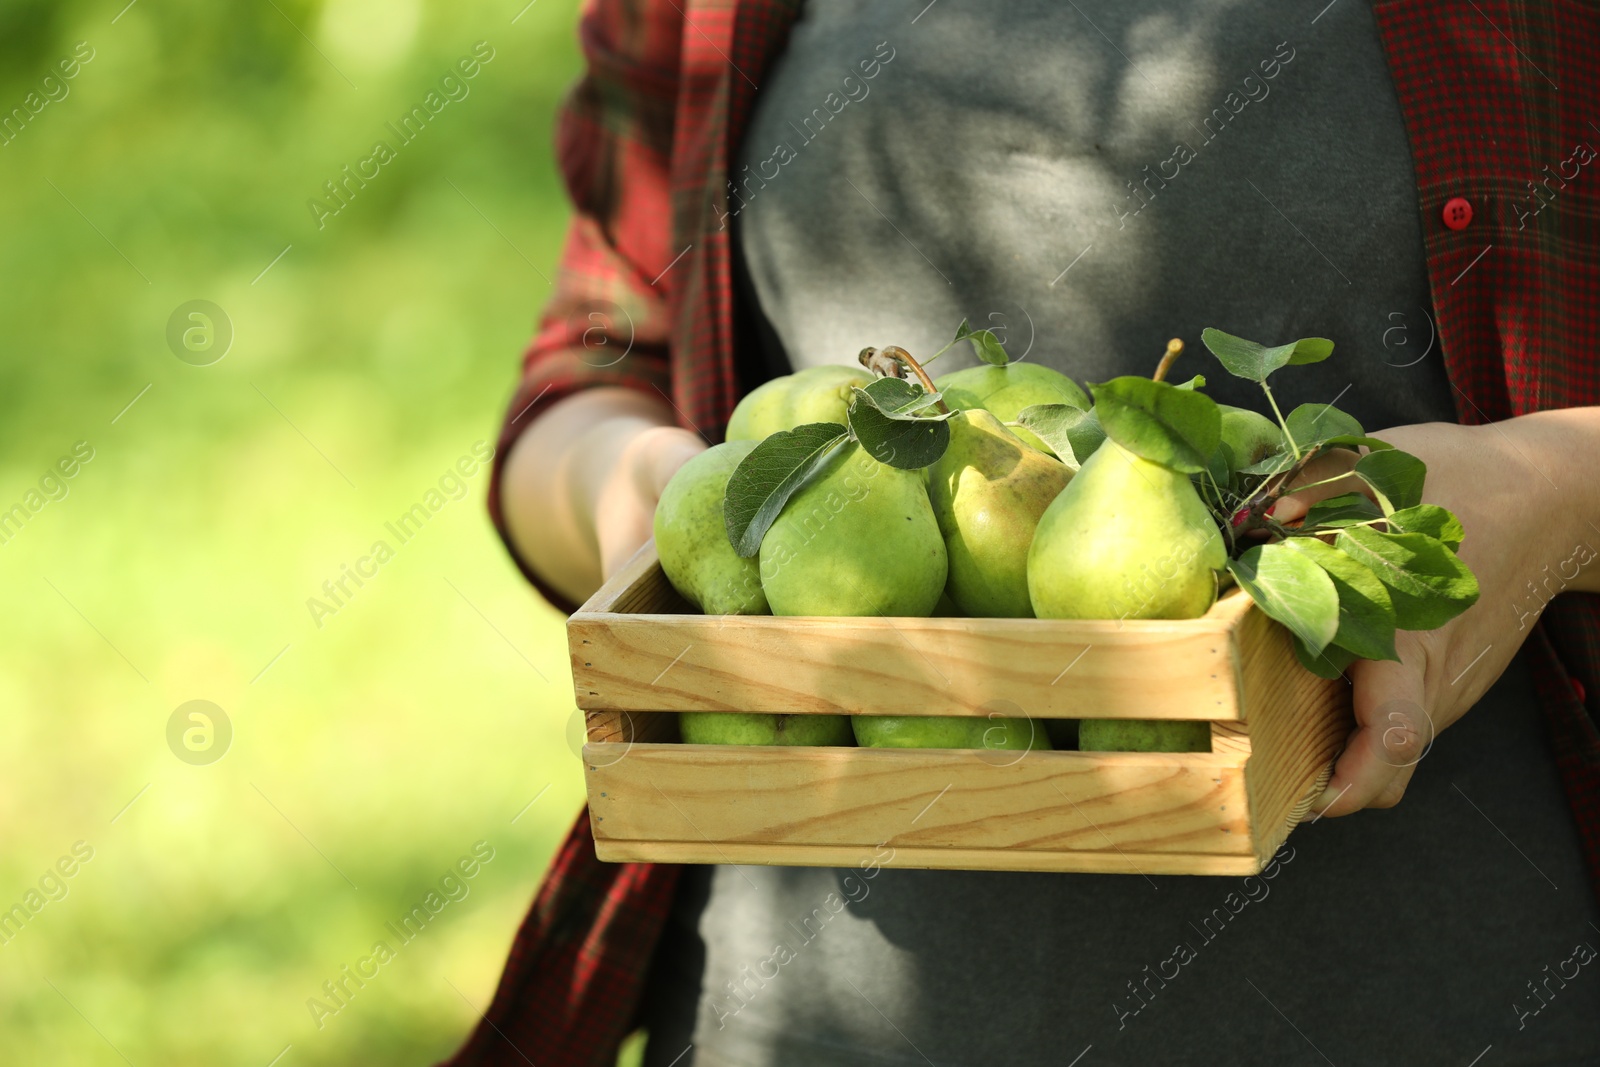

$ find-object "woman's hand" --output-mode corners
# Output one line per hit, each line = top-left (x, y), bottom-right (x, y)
(1270, 410), (1600, 817)
(501, 387), (705, 605)
(592, 423), (707, 579)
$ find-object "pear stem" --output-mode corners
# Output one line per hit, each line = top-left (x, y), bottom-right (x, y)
(882, 345), (951, 414)
(1260, 381), (1300, 461)
(1151, 338), (1184, 383)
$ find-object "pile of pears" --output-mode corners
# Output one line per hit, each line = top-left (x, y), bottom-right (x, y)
(654, 354), (1243, 755)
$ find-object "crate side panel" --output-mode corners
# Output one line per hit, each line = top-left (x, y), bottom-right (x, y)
(1237, 608), (1353, 864)
(570, 614), (1241, 719)
(585, 744), (1253, 857)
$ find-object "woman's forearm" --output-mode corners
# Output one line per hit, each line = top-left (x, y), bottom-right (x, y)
(1499, 406), (1600, 595)
(500, 387), (700, 606)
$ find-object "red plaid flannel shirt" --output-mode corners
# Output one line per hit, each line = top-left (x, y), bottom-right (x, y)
(446, 2), (1600, 1064)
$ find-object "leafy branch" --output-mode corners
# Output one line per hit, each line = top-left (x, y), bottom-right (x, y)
(1183, 326), (1480, 677)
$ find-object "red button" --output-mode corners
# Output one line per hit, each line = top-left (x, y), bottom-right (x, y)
(1575, 678), (1588, 705)
(1443, 197), (1473, 230)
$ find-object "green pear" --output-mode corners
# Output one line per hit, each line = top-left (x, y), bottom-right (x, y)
(1218, 405), (1285, 467)
(1027, 440), (1226, 621)
(726, 365), (873, 441)
(1077, 719), (1211, 753)
(680, 712), (853, 746)
(654, 441), (768, 615)
(760, 442), (946, 617)
(934, 363), (1089, 455)
(853, 714), (1051, 751)
(1044, 718), (1080, 750)
(1029, 440), (1227, 752)
(926, 410), (1072, 617)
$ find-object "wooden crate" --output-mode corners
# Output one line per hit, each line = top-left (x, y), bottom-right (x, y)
(569, 541), (1353, 877)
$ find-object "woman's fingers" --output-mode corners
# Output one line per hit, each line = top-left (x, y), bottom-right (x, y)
(1311, 639), (1434, 817)
(1268, 448), (1367, 525)
(596, 427), (706, 579)
(643, 427), (711, 497)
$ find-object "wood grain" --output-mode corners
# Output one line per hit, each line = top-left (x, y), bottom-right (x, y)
(1209, 719), (1252, 759)
(570, 546), (1250, 720)
(585, 710), (678, 745)
(585, 743), (1253, 863)
(578, 540), (672, 615)
(1233, 606), (1353, 865)
(571, 542), (1354, 877)
(591, 839), (1265, 876)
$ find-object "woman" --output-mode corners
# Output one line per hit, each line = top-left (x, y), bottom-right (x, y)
(448, 2), (1600, 1064)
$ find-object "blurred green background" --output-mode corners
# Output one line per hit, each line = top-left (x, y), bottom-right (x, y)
(0, 0), (602, 1062)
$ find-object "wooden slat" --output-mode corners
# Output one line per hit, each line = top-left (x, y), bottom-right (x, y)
(1234, 607), (1353, 866)
(592, 839), (1265, 876)
(572, 612), (1241, 719)
(570, 544), (1249, 720)
(585, 743), (1252, 858)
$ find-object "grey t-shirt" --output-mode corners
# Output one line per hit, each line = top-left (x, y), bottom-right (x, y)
(640, 2), (1600, 1064)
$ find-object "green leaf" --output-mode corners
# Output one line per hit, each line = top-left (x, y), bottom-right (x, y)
(1286, 337), (1335, 365)
(954, 317), (1009, 366)
(1354, 449), (1426, 514)
(1387, 504), (1465, 551)
(1016, 403), (1106, 470)
(1227, 542), (1341, 656)
(1285, 403), (1363, 448)
(724, 423), (849, 557)
(1302, 492), (1383, 528)
(854, 377), (950, 420)
(1173, 375), (1207, 391)
(1293, 633), (1358, 679)
(1283, 537), (1400, 662)
(1091, 377), (1221, 474)
(1236, 450), (1297, 477)
(1201, 328), (1334, 383)
(1320, 434), (1395, 452)
(847, 388), (951, 470)
(1334, 527), (1480, 630)
(1201, 440), (1236, 507)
